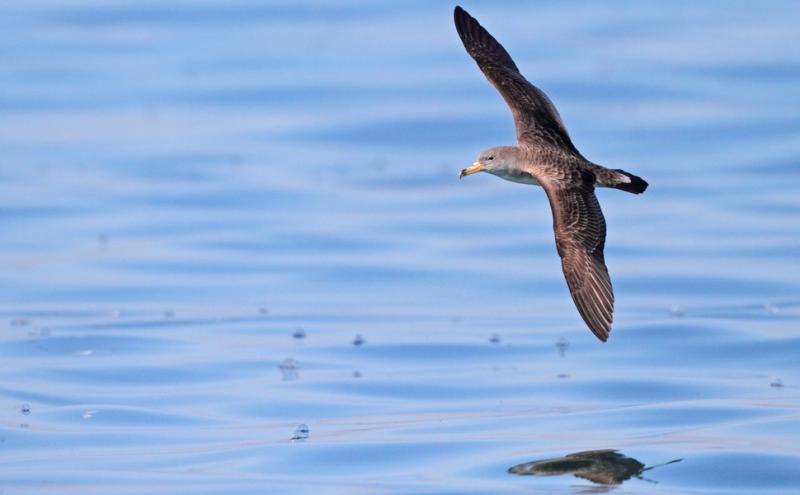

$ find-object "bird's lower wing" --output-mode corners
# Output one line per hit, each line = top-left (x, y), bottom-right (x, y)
(543, 177), (614, 341)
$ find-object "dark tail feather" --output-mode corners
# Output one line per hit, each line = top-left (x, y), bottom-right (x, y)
(612, 170), (648, 194)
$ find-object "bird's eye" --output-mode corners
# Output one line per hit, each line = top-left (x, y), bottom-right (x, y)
(487, 156), (494, 161)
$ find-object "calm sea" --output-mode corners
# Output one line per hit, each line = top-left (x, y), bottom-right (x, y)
(1, 1), (798, 493)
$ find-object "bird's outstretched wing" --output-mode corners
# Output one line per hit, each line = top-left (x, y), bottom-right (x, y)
(454, 6), (577, 151)
(543, 171), (614, 341)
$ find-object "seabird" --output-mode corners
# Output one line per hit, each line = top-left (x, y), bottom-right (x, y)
(454, 6), (648, 341)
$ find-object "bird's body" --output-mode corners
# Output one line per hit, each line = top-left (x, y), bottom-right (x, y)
(454, 6), (648, 341)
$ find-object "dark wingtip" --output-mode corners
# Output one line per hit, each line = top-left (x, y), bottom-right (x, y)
(452, 5), (520, 79)
(571, 289), (613, 342)
(454, 5), (464, 23)
(453, 5), (472, 34)
(587, 319), (610, 342)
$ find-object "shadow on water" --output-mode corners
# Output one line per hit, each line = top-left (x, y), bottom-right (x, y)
(508, 450), (682, 486)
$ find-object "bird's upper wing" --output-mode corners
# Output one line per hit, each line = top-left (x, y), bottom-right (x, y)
(454, 6), (577, 151)
(542, 170), (614, 341)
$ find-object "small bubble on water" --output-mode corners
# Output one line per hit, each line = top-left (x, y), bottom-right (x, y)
(556, 337), (569, 357)
(28, 327), (51, 340)
(670, 306), (685, 318)
(770, 378), (784, 388)
(77, 349), (94, 356)
(279, 358), (299, 370)
(20, 404), (31, 416)
(291, 424), (309, 441)
(292, 327), (306, 339)
(82, 410), (96, 420)
(279, 358), (300, 381)
(352, 334), (365, 347)
(489, 333), (501, 344)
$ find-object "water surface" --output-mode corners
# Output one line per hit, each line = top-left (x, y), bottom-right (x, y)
(1, 1), (799, 493)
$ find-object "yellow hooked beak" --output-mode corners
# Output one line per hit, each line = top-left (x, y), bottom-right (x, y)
(459, 162), (484, 179)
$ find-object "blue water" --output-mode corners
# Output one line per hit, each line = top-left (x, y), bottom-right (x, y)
(1, 1), (799, 493)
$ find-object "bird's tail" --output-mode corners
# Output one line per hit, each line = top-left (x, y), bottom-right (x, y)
(588, 164), (649, 194)
(610, 169), (648, 194)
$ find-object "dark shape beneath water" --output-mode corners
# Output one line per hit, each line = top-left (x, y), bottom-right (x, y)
(508, 449), (681, 485)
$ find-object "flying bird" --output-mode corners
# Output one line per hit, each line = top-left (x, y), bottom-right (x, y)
(454, 6), (648, 341)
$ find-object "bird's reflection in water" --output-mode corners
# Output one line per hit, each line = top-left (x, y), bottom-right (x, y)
(508, 449), (681, 487)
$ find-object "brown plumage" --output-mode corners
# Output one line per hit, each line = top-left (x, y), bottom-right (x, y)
(454, 6), (648, 341)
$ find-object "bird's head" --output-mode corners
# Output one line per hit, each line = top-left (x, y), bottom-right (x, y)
(459, 146), (517, 179)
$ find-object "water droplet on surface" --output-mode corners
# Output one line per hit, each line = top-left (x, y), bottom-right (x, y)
(279, 358), (300, 381)
(292, 327), (306, 339)
(279, 358), (299, 370)
(20, 404), (31, 416)
(291, 423), (309, 441)
(352, 334), (365, 347)
(82, 410), (96, 420)
(556, 338), (569, 357)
